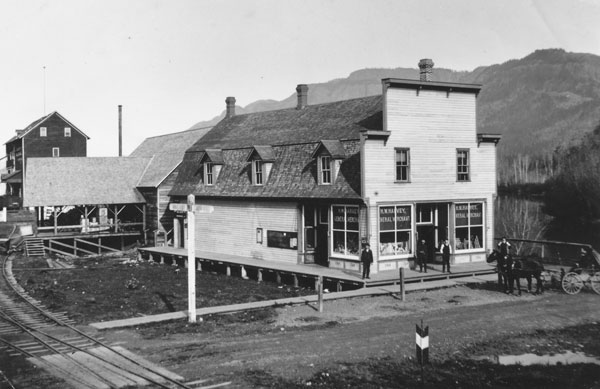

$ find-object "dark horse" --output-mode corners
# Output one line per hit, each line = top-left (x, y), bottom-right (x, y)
(487, 250), (545, 294)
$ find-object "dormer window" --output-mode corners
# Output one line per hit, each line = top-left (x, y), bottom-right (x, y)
(319, 156), (332, 184)
(246, 146), (275, 186)
(199, 149), (224, 186)
(312, 140), (346, 185)
(205, 162), (215, 185)
(253, 160), (264, 185)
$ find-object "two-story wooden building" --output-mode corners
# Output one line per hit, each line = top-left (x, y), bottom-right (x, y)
(170, 59), (501, 274)
(2, 111), (89, 202)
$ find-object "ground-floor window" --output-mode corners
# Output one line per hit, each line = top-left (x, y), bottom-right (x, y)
(332, 205), (359, 257)
(379, 204), (412, 257)
(454, 202), (484, 251)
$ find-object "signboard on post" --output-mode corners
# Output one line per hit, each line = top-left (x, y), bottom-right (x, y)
(170, 203), (214, 214)
(187, 194), (196, 323)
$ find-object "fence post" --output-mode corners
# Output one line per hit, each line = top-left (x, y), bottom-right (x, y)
(318, 276), (324, 313)
(399, 267), (405, 301)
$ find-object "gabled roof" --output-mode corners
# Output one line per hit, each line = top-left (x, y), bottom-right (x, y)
(5, 111), (90, 144)
(311, 140), (346, 159)
(199, 149), (224, 164)
(245, 145), (275, 162)
(24, 157), (152, 207)
(187, 95), (383, 151)
(130, 127), (211, 187)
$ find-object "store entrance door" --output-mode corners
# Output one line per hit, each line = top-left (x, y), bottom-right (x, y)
(304, 205), (329, 266)
(416, 203), (450, 263)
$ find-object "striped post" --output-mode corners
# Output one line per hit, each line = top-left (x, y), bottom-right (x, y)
(416, 320), (429, 365)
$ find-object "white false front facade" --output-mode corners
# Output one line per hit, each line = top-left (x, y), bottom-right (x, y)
(358, 84), (498, 273)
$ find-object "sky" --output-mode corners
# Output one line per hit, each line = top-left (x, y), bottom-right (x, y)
(0, 0), (599, 157)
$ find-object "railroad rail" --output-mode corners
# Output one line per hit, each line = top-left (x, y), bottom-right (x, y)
(0, 253), (193, 389)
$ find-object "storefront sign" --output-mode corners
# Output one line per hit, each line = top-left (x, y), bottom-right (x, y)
(456, 203), (482, 225)
(396, 206), (411, 229)
(455, 203), (469, 226)
(379, 205), (411, 231)
(333, 206), (346, 230)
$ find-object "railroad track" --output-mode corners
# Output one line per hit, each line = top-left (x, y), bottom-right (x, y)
(0, 253), (224, 389)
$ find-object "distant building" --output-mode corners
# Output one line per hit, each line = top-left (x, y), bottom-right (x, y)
(2, 111), (89, 203)
(170, 59), (501, 273)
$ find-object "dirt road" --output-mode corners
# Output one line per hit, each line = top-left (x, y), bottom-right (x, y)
(103, 285), (600, 387)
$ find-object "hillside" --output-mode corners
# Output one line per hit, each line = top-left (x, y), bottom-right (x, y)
(191, 49), (600, 161)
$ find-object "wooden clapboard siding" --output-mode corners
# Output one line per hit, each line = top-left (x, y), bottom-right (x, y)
(364, 88), (494, 203)
(139, 188), (158, 231)
(157, 169), (179, 232)
(194, 200), (299, 263)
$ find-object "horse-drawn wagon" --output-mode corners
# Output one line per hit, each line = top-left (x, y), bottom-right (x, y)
(487, 243), (600, 296)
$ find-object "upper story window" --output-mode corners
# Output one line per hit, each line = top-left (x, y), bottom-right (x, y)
(253, 160), (264, 185)
(52, 147), (60, 157)
(457, 149), (470, 181)
(204, 162), (214, 185)
(319, 156), (332, 185)
(40, 127), (47, 137)
(395, 148), (410, 182)
(64, 127), (71, 137)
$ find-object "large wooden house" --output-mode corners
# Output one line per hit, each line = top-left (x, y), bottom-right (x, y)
(2, 111), (89, 203)
(170, 60), (501, 274)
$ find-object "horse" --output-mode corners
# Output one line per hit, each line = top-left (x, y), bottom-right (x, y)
(487, 250), (545, 294)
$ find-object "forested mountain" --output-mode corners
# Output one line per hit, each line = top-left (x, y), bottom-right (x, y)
(191, 49), (600, 182)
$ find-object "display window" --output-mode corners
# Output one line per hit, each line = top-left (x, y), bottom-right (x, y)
(379, 205), (412, 257)
(332, 205), (359, 258)
(454, 202), (484, 251)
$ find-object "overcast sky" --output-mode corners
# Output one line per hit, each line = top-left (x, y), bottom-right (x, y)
(1, 0), (599, 157)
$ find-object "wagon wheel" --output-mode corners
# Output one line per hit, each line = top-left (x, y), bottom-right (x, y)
(590, 272), (600, 295)
(561, 272), (584, 295)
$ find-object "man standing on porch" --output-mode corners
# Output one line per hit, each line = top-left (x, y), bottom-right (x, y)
(361, 243), (373, 279)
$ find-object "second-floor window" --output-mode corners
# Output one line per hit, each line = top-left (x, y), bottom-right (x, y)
(457, 149), (470, 181)
(52, 147), (60, 157)
(205, 163), (214, 185)
(395, 148), (410, 182)
(253, 160), (264, 185)
(319, 156), (332, 184)
(64, 127), (71, 137)
(40, 127), (47, 137)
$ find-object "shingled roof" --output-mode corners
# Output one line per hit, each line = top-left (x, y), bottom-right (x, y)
(24, 157), (151, 207)
(171, 95), (383, 200)
(130, 127), (211, 187)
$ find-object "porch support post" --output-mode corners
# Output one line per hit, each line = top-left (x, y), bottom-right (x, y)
(258, 269), (263, 282)
(53, 207), (57, 235)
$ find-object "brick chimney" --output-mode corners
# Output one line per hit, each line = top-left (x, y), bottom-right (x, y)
(418, 59), (434, 82)
(296, 84), (308, 109)
(225, 96), (236, 118)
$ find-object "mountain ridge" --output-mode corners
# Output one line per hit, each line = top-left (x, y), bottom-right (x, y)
(190, 49), (600, 161)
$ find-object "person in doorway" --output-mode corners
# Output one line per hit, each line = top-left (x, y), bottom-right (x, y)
(417, 239), (428, 273)
(361, 242), (374, 279)
(497, 237), (512, 257)
(439, 239), (452, 273)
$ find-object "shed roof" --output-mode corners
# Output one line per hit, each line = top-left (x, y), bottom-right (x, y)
(130, 127), (211, 187)
(24, 157), (152, 207)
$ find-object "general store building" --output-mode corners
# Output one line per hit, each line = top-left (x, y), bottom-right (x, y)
(170, 60), (501, 274)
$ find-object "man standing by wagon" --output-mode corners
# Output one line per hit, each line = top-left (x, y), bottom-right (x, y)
(361, 242), (373, 279)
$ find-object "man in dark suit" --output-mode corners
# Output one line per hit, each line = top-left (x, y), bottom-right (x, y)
(361, 243), (374, 279)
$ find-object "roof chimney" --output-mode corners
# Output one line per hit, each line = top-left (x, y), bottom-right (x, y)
(418, 59), (434, 82)
(296, 84), (308, 109)
(225, 97), (236, 118)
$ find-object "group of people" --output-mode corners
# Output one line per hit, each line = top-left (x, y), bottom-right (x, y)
(360, 238), (453, 279)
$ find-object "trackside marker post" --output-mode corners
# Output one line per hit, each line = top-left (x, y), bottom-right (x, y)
(416, 319), (429, 364)
(187, 194), (196, 323)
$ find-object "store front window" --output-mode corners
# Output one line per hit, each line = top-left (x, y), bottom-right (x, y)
(454, 202), (484, 251)
(379, 205), (412, 257)
(332, 205), (359, 257)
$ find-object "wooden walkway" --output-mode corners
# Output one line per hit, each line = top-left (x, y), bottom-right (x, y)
(137, 246), (496, 291)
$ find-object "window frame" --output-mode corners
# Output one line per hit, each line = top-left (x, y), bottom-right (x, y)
(454, 201), (484, 252)
(395, 148), (410, 183)
(457, 149), (470, 182)
(52, 147), (60, 157)
(252, 160), (264, 186)
(319, 155), (332, 185)
(331, 205), (360, 259)
(378, 204), (413, 258)
(64, 127), (71, 137)
(40, 127), (47, 137)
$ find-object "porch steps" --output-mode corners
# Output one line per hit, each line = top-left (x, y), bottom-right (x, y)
(25, 238), (45, 256)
